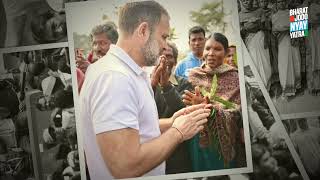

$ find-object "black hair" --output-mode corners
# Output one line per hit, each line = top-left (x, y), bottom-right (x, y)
(118, 1), (169, 35)
(48, 126), (57, 141)
(167, 41), (178, 62)
(188, 26), (206, 40)
(54, 89), (74, 109)
(208, 32), (229, 52)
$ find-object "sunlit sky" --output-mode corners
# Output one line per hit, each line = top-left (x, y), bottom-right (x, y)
(67, 0), (240, 53)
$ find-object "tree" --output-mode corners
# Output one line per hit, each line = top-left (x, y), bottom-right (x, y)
(73, 32), (91, 56)
(102, 14), (109, 21)
(168, 27), (178, 41)
(190, 1), (227, 33)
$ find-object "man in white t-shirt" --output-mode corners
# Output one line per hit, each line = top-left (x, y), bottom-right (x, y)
(79, 1), (210, 179)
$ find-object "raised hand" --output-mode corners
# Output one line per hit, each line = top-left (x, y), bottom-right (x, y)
(182, 86), (206, 105)
(76, 57), (90, 74)
(151, 55), (166, 89)
(159, 56), (171, 88)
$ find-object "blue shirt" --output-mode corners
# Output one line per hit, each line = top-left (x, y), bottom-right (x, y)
(175, 52), (202, 79)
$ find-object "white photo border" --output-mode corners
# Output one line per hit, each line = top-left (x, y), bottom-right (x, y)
(65, 0), (253, 179)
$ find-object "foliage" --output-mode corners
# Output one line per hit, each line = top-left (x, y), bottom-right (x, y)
(73, 32), (91, 56)
(200, 75), (236, 166)
(168, 28), (178, 41)
(200, 75), (236, 109)
(190, 1), (227, 33)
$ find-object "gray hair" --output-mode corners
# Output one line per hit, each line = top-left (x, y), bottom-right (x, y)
(90, 22), (119, 44)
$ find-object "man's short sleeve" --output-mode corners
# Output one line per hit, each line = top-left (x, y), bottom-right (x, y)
(88, 71), (139, 134)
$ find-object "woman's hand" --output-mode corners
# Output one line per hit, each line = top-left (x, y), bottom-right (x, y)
(182, 86), (206, 105)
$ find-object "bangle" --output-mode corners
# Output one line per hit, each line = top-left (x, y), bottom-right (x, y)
(171, 126), (184, 143)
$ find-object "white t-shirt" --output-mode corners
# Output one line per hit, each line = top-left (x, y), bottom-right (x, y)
(79, 45), (165, 180)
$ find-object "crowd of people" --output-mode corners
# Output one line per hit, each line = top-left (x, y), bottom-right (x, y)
(75, 1), (243, 179)
(0, 48), (79, 180)
(239, 0), (320, 99)
(244, 66), (302, 180)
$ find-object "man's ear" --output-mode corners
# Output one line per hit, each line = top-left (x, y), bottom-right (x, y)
(136, 22), (150, 43)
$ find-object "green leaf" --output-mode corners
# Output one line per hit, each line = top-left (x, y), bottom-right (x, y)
(210, 108), (216, 117)
(209, 75), (218, 99)
(208, 109), (216, 128)
(200, 87), (210, 97)
(200, 74), (236, 109)
(213, 96), (236, 109)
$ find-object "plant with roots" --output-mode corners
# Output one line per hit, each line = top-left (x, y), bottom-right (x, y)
(199, 75), (237, 166)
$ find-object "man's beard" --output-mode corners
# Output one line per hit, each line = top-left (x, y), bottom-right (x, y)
(142, 35), (160, 66)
